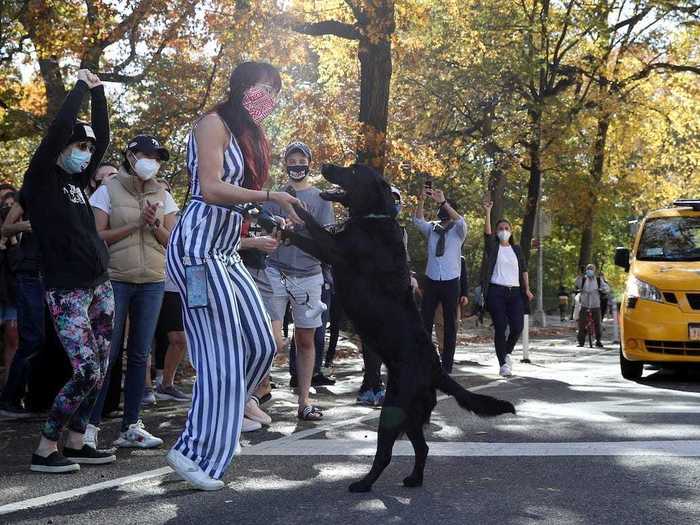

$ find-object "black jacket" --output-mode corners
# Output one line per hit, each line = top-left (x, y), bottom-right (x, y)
(481, 233), (530, 314)
(21, 80), (110, 290)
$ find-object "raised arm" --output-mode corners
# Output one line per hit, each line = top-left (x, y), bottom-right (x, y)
(25, 75), (91, 189)
(427, 188), (461, 222)
(483, 200), (493, 235)
(82, 73), (110, 187)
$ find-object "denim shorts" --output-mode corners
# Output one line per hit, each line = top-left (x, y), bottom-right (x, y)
(265, 267), (324, 329)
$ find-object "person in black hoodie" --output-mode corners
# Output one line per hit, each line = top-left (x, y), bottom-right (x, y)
(21, 69), (116, 473)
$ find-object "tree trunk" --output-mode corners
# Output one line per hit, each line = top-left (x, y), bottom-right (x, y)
(577, 114), (610, 270)
(520, 108), (543, 265)
(38, 57), (67, 118)
(355, 2), (393, 175)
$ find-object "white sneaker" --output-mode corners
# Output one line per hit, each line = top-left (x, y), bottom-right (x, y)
(499, 363), (512, 377)
(84, 424), (100, 450)
(505, 354), (513, 371)
(113, 420), (164, 448)
(166, 448), (224, 491)
(245, 399), (271, 426)
(242, 417), (262, 433)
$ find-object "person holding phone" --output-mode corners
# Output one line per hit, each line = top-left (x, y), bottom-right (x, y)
(482, 200), (534, 377)
(86, 134), (177, 451)
(165, 62), (301, 491)
(21, 69), (117, 473)
(413, 181), (467, 373)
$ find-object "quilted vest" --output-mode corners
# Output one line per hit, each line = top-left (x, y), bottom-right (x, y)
(105, 171), (166, 283)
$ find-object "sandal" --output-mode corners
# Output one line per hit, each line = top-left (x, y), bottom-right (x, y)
(297, 405), (323, 421)
(257, 393), (272, 406)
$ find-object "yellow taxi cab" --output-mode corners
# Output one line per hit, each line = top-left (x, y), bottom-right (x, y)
(614, 199), (700, 380)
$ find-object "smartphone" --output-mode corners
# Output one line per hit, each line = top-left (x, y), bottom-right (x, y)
(185, 264), (208, 308)
(422, 173), (433, 191)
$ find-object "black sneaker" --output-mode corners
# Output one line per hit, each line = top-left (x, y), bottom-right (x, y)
(30, 452), (80, 473)
(311, 373), (336, 386)
(595, 341), (605, 348)
(0, 401), (32, 419)
(289, 375), (298, 388)
(63, 445), (116, 465)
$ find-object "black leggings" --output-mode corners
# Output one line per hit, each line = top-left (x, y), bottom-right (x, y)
(421, 277), (460, 373)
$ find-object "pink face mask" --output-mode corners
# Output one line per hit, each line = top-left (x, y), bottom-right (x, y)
(242, 86), (276, 124)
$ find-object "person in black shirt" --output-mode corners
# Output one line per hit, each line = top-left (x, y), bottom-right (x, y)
(21, 70), (116, 473)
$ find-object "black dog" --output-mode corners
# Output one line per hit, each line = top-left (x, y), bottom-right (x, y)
(284, 164), (515, 492)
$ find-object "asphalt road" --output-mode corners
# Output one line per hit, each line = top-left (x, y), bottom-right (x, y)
(2, 326), (700, 525)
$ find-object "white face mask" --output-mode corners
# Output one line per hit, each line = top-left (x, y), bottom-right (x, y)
(132, 157), (160, 181)
(497, 230), (511, 242)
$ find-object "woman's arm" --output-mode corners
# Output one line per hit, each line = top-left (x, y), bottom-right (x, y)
(93, 208), (140, 245)
(522, 272), (534, 301)
(484, 200), (493, 235)
(82, 75), (109, 187)
(195, 114), (301, 221)
(148, 211), (176, 247)
(1, 202), (30, 237)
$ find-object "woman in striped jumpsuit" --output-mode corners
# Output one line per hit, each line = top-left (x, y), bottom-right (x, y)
(165, 62), (300, 491)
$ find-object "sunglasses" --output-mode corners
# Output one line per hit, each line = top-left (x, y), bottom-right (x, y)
(75, 141), (96, 154)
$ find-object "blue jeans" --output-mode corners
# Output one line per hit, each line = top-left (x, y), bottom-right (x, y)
(0, 273), (45, 405)
(90, 281), (164, 431)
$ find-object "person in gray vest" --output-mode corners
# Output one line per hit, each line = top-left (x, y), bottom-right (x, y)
(87, 135), (178, 451)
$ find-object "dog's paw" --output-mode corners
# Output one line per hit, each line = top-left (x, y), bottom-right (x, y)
(348, 481), (372, 493)
(403, 474), (423, 488)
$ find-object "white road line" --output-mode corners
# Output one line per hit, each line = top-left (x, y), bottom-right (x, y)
(242, 439), (700, 457)
(0, 378), (510, 515)
(0, 467), (172, 517)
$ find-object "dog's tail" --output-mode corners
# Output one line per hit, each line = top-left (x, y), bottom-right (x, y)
(436, 371), (516, 417)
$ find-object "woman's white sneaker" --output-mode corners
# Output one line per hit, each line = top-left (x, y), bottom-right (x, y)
(84, 424), (100, 450)
(245, 399), (271, 426)
(166, 448), (224, 491)
(242, 417), (262, 432)
(113, 420), (163, 448)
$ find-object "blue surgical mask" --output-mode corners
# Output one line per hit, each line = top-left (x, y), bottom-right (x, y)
(60, 147), (92, 174)
(393, 202), (401, 215)
(585, 269), (595, 278)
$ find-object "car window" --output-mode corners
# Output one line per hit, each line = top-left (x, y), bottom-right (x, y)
(637, 216), (700, 262)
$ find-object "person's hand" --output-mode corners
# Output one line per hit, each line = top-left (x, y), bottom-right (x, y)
(77, 69), (90, 85)
(85, 71), (102, 89)
(459, 296), (469, 306)
(428, 188), (445, 204)
(484, 200), (493, 212)
(253, 236), (279, 254)
(526, 289), (534, 301)
(410, 276), (419, 291)
(270, 191), (302, 224)
(143, 200), (160, 226)
(18, 220), (32, 233)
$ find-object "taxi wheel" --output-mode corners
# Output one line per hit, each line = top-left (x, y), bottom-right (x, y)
(620, 347), (643, 380)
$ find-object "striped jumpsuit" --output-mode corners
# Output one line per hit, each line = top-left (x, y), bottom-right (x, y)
(166, 127), (276, 480)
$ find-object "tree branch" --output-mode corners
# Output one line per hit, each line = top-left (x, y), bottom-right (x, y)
(291, 20), (360, 40)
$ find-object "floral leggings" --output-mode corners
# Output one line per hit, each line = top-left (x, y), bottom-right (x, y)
(42, 281), (114, 442)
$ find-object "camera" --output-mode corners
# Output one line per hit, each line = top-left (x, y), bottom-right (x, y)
(243, 204), (280, 235)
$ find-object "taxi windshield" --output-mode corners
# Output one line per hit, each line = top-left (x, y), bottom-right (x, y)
(637, 216), (700, 262)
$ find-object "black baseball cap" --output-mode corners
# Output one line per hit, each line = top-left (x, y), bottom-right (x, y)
(125, 134), (169, 161)
(65, 121), (96, 147)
